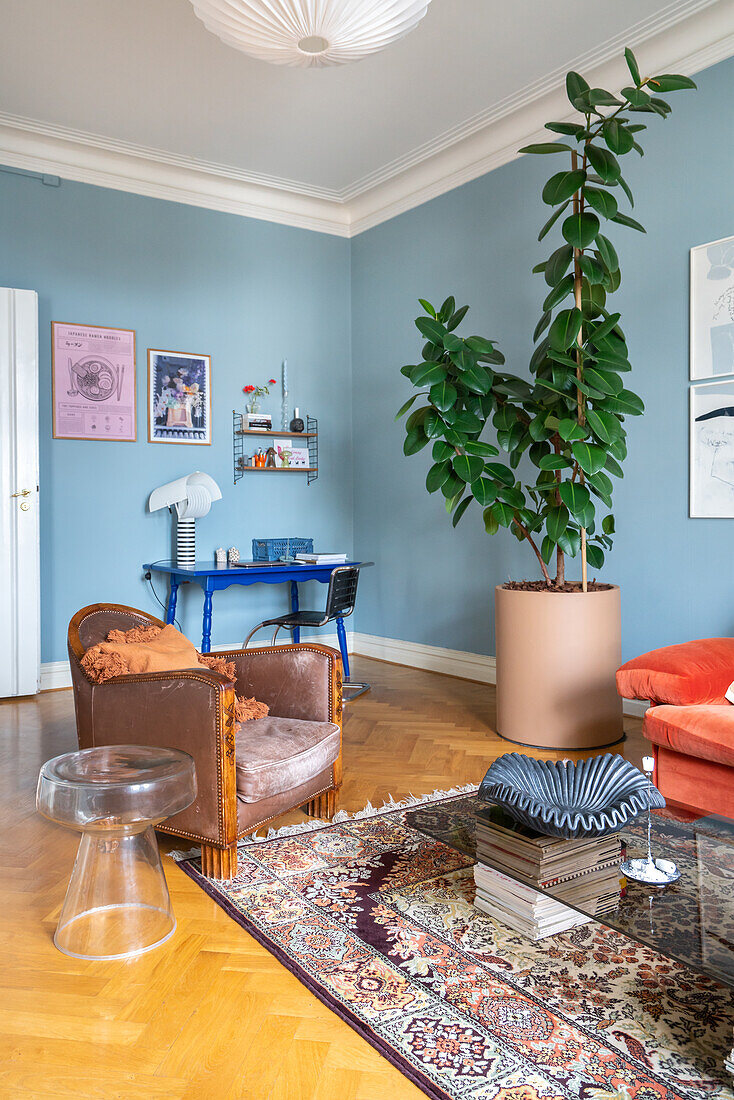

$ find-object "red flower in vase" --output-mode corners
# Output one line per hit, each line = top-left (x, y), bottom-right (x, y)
(269, 378), (277, 385)
(243, 385), (255, 393)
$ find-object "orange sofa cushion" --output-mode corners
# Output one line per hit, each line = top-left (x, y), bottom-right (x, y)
(616, 637), (734, 705)
(644, 704), (734, 767)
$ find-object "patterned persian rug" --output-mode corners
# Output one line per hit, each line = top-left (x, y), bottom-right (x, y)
(177, 790), (734, 1100)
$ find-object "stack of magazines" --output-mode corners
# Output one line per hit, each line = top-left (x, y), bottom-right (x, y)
(474, 802), (625, 940)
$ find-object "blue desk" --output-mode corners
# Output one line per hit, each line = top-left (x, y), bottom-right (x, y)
(142, 560), (362, 676)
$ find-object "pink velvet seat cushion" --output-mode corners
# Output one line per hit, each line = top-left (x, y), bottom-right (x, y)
(644, 704), (734, 767)
(235, 716), (340, 803)
(616, 637), (734, 705)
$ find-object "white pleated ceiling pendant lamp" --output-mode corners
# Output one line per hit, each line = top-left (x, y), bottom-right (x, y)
(189, 0), (432, 67)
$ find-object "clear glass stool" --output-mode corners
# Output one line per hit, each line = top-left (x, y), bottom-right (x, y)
(36, 745), (196, 961)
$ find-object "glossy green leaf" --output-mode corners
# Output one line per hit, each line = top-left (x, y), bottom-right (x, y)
(464, 440), (499, 457)
(445, 305), (469, 331)
(438, 295), (456, 322)
(585, 543), (605, 569)
(579, 255), (606, 285)
(415, 316), (445, 343)
(595, 234), (619, 273)
(542, 169), (586, 206)
(571, 441), (607, 475)
(418, 298), (436, 317)
(584, 366), (623, 395)
(558, 418), (587, 442)
(403, 429), (429, 456)
(426, 462), (451, 493)
(519, 142), (573, 155)
(603, 118), (634, 154)
(411, 361), (446, 387)
(484, 463), (516, 487)
(612, 211), (646, 233)
(545, 122), (587, 137)
(429, 380), (457, 412)
(541, 535), (555, 564)
(424, 409), (446, 438)
(441, 472), (464, 499)
(585, 408), (623, 444)
(586, 145), (621, 183)
(584, 187), (618, 220)
(462, 365), (492, 395)
(624, 47), (641, 86)
(588, 88), (624, 107)
(432, 440), (453, 462)
(544, 245), (574, 287)
(538, 201), (570, 242)
(649, 74), (697, 92)
(395, 394), (420, 420)
(465, 335), (496, 357)
(451, 496), (472, 527)
(566, 71), (590, 104)
(562, 211), (600, 249)
(483, 507), (500, 535)
(533, 310), (553, 342)
(453, 453), (484, 483)
(491, 501), (516, 527)
(542, 275), (575, 313)
(622, 87), (650, 109)
(549, 307), (583, 351)
(559, 481), (591, 520)
(538, 454), (573, 471)
(547, 504), (569, 541)
(471, 478), (498, 505)
(603, 389), (645, 415)
(602, 513), (615, 534)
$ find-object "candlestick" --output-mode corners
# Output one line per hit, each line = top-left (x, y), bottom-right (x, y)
(620, 757), (680, 886)
(281, 358), (289, 431)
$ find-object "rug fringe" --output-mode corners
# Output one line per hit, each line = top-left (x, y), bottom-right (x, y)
(239, 783), (479, 846)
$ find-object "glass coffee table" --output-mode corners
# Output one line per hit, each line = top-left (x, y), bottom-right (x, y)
(404, 793), (734, 1075)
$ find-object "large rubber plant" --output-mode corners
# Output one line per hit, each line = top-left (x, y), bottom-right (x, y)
(398, 49), (695, 590)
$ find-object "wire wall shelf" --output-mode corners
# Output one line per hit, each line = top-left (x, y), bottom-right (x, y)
(233, 411), (318, 485)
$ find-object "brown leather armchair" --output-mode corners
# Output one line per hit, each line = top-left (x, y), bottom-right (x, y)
(68, 603), (343, 879)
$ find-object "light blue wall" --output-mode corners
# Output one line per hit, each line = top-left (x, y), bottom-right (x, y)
(350, 56), (734, 662)
(0, 173), (353, 661)
(3, 54), (733, 667)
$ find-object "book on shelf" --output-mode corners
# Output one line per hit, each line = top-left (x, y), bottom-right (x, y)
(246, 412), (273, 430)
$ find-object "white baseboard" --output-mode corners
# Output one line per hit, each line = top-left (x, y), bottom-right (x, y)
(39, 631), (351, 692)
(349, 631), (647, 719)
(40, 629), (647, 718)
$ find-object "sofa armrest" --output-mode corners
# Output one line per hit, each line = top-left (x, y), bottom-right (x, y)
(616, 637), (734, 706)
(83, 666), (238, 849)
(216, 643), (343, 726)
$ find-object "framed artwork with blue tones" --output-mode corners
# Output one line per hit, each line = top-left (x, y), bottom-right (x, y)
(691, 235), (734, 380)
(148, 349), (211, 444)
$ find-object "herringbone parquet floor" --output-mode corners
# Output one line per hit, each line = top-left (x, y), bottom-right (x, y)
(0, 657), (643, 1100)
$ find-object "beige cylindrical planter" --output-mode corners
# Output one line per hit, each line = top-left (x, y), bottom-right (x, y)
(495, 584), (623, 750)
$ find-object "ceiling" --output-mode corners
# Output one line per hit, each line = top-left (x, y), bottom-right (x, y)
(0, 0), (732, 232)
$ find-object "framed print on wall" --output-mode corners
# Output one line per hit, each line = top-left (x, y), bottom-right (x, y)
(52, 322), (136, 441)
(690, 234), (734, 380)
(148, 349), (211, 444)
(690, 379), (734, 517)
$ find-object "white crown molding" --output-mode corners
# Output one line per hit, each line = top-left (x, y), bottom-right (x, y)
(348, 0), (734, 234)
(0, 113), (351, 237)
(1, 0), (733, 237)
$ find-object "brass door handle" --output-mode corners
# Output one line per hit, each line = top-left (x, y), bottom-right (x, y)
(11, 489), (32, 498)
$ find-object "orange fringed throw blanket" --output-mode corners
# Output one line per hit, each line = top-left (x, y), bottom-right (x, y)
(81, 624), (268, 726)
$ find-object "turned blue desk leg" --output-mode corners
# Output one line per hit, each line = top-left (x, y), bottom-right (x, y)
(202, 586), (214, 653)
(166, 578), (179, 625)
(290, 581), (300, 643)
(336, 616), (350, 678)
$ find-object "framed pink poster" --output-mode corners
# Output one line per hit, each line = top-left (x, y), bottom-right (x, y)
(52, 322), (136, 441)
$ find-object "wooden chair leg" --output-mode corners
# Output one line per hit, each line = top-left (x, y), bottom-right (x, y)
(304, 789), (337, 820)
(200, 842), (238, 879)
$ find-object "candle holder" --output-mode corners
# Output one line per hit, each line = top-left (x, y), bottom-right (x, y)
(620, 756), (681, 886)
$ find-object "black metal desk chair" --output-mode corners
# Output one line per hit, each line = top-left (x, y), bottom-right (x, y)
(242, 563), (374, 702)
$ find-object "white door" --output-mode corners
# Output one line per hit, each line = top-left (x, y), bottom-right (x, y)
(0, 288), (40, 696)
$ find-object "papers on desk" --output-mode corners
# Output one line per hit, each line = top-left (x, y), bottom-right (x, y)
(294, 554), (349, 563)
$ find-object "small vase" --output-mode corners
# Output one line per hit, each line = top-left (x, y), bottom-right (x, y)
(246, 400), (261, 414)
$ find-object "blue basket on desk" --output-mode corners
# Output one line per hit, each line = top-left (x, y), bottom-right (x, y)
(252, 537), (314, 562)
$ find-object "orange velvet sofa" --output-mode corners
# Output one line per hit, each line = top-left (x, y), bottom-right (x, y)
(616, 638), (734, 818)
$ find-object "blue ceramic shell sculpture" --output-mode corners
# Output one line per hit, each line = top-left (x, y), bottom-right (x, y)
(478, 753), (665, 839)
